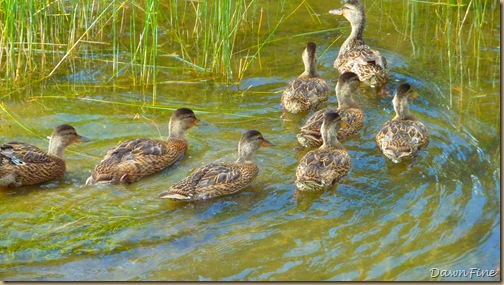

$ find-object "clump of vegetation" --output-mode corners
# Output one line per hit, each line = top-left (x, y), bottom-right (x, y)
(0, 0), (160, 87)
(0, 0), (499, 101)
(0, 0), (278, 87)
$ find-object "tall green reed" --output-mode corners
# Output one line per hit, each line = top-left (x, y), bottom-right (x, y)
(398, 0), (499, 122)
(0, 0), (498, 100)
(0, 0), (318, 88)
(166, 0), (259, 82)
(0, 0), (160, 90)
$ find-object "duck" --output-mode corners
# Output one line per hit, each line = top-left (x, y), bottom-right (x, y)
(297, 71), (364, 148)
(158, 130), (273, 201)
(295, 112), (352, 192)
(375, 83), (430, 164)
(86, 108), (202, 185)
(0, 124), (90, 187)
(329, 0), (389, 88)
(281, 42), (330, 114)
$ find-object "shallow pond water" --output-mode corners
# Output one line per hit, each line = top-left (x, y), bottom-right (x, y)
(0, 0), (500, 281)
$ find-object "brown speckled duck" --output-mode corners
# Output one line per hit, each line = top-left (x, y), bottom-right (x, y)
(0, 124), (89, 187)
(297, 72), (364, 148)
(375, 83), (430, 163)
(86, 108), (202, 185)
(295, 112), (352, 192)
(158, 130), (273, 201)
(330, 0), (388, 87)
(281, 42), (330, 114)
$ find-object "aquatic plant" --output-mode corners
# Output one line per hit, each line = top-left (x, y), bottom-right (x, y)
(399, 0), (499, 119)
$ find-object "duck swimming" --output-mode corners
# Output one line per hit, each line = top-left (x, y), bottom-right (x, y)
(330, 0), (389, 88)
(86, 108), (202, 185)
(281, 42), (330, 114)
(159, 130), (273, 201)
(0, 124), (89, 187)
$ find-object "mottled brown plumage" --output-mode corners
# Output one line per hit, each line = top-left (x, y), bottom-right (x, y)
(295, 112), (352, 192)
(375, 84), (430, 163)
(0, 125), (90, 187)
(158, 130), (273, 201)
(329, 0), (388, 87)
(281, 42), (330, 113)
(297, 72), (364, 148)
(86, 108), (202, 185)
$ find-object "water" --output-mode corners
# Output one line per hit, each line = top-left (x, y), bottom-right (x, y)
(0, 0), (500, 281)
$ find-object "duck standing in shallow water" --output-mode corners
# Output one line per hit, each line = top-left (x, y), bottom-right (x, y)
(297, 72), (364, 148)
(329, 0), (388, 88)
(281, 42), (330, 114)
(159, 130), (273, 201)
(0, 124), (90, 187)
(86, 108), (203, 185)
(295, 112), (352, 192)
(375, 84), (430, 164)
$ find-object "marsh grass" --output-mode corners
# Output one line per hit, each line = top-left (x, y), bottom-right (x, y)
(0, 0), (327, 89)
(0, 0), (160, 88)
(0, 0), (499, 112)
(399, 0), (499, 118)
(166, 0), (266, 82)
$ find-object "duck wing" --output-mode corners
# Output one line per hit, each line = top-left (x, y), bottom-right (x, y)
(0, 142), (52, 165)
(88, 138), (187, 184)
(159, 162), (259, 201)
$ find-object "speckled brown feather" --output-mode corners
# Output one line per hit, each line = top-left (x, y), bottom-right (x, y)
(335, 46), (388, 87)
(87, 137), (187, 184)
(0, 124), (89, 187)
(330, 0), (389, 86)
(281, 42), (330, 113)
(86, 108), (201, 185)
(297, 107), (364, 147)
(281, 78), (330, 113)
(295, 149), (351, 192)
(297, 72), (364, 148)
(375, 83), (430, 163)
(159, 130), (272, 201)
(295, 112), (352, 192)
(0, 142), (65, 187)
(159, 162), (259, 201)
(375, 120), (429, 163)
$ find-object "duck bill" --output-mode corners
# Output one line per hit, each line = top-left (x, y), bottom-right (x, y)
(261, 139), (274, 147)
(329, 9), (343, 15)
(77, 135), (91, 142)
(194, 119), (209, 126)
(411, 92), (419, 99)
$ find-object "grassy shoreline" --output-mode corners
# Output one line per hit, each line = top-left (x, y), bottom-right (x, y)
(0, 0), (499, 114)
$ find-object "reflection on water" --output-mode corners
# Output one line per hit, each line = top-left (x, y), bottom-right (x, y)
(0, 0), (500, 281)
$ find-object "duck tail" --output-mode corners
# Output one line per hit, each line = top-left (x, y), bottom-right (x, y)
(158, 191), (192, 201)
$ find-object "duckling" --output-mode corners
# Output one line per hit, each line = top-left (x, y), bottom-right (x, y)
(0, 124), (89, 187)
(86, 108), (202, 185)
(375, 83), (430, 163)
(297, 72), (364, 148)
(281, 42), (330, 114)
(159, 130), (273, 201)
(295, 112), (352, 192)
(329, 0), (388, 87)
